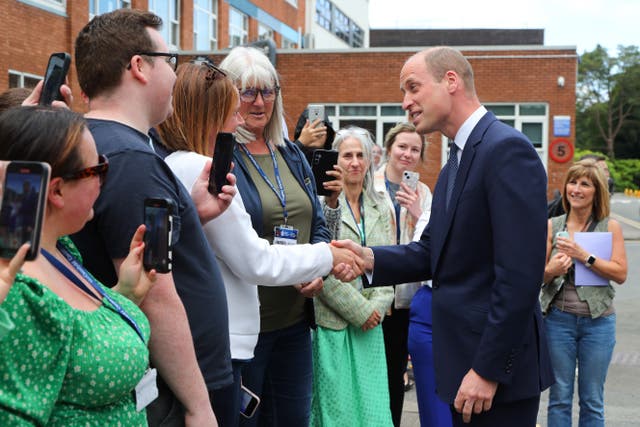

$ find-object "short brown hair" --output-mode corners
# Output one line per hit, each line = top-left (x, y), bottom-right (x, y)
(0, 88), (31, 114)
(158, 62), (239, 156)
(383, 122), (426, 161)
(562, 159), (610, 221)
(75, 8), (162, 98)
(421, 47), (476, 96)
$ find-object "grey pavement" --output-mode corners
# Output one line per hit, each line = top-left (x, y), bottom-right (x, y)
(400, 193), (640, 427)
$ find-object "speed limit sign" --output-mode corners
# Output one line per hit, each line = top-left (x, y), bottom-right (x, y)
(549, 138), (573, 163)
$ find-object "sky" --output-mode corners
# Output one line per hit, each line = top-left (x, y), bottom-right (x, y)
(368, 0), (639, 55)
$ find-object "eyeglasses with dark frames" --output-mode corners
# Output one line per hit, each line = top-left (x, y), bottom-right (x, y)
(239, 86), (280, 103)
(128, 52), (179, 71)
(62, 155), (109, 185)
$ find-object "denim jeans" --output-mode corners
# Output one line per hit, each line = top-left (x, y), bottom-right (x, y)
(544, 307), (616, 427)
(239, 321), (312, 427)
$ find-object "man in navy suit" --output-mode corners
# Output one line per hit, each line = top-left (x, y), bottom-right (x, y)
(334, 47), (554, 425)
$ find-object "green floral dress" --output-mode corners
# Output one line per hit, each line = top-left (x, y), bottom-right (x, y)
(0, 238), (150, 426)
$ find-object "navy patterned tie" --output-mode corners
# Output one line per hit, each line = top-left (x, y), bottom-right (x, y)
(446, 142), (459, 210)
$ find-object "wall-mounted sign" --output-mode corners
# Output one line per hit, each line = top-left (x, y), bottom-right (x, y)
(549, 138), (574, 163)
(553, 115), (571, 137)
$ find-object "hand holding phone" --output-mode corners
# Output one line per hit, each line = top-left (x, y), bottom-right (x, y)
(208, 133), (235, 195)
(143, 198), (174, 273)
(402, 170), (420, 191)
(311, 149), (339, 196)
(0, 161), (50, 260)
(39, 53), (71, 106)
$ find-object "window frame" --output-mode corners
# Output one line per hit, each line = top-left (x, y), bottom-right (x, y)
(193, 0), (218, 51)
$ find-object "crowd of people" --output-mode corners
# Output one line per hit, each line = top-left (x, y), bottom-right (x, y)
(0, 7), (628, 427)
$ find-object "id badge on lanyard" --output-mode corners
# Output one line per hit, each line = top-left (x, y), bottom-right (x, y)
(274, 224), (299, 245)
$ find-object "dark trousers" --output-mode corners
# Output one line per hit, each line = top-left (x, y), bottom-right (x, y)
(450, 395), (540, 427)
(382, 307), (410, 427)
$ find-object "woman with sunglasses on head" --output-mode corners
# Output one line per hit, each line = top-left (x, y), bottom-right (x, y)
(157, 61), (355, 427)
(0, 106), (157, 426)
(541, 159), (627, 427)
(219, 47), (337, 427)
(311, 127), (395, 427)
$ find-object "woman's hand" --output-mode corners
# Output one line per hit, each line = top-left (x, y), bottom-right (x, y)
(192, 160), (237, 224)
(22, 79), (73, 109)
(295, 277), (323, 298)
(545, 252), (572, 278)
(298, 119), (327, 148)
(555, 236), (589, 263)
(114, 225), (157, 305)
(361, 309), (381, 331)
(396, 182), (422, 221)
(0, 244), (30, 305)
(323, 165), (343, 208)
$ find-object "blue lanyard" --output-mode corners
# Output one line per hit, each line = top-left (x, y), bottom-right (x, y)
(385, 178), (402, 244)
(346, 193), (366, 246)
(240, 142), (289, 223)
(40, 243), (146, 343)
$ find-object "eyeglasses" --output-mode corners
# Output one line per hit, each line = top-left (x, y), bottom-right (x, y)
(239, 86), (280, 103)
(62, 155), (109, 185)
(130, 52), (179, 71)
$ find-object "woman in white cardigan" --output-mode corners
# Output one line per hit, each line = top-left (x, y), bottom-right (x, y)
(157, 61), (355, 426)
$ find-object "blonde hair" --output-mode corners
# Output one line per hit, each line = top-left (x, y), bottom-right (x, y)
(383, 122), (426, 161)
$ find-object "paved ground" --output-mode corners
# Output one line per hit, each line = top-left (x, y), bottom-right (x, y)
(400, 193), (640, 426)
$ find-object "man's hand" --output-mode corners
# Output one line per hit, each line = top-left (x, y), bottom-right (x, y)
(361, 309), (381, 331)
(114, 224), (157, 305)
(331, 240), (374, 271)
(454, 368), (498, 423)
(22, 79), (73, 109)
(323, 165), (343, 209)
(295, 277), (323, 298)
(329, 244), (363, 282)
(192, 160), (236, 224)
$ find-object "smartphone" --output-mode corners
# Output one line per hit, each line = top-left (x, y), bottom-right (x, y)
(556, 231), (569, 239)
(39, 52), (71, 106)
(208, 132), (235, 195)
(0, 161), (50, 260)
(307, 104), (325, 127)
(143, 198), (174, 273)
(311, 149), (339, 196)
(239, 384), (260, 419)
(402, 170), (420, 191)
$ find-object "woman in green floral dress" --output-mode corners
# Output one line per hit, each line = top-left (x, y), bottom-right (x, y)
(0, 106), (156, 426)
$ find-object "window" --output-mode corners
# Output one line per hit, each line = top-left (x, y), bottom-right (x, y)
(285, 0), (297, 7)
(258, 23), (274, 41)
(8, 71), (40, 89)
(229, 7), (248, 47)
(149, 0), (180, 49)
(323, 103), (407, 145)
(194, 0), (217, 50)
(26, 0), (66, 15)
(315, 0), (364, 48)
(89, 0), (130, 18)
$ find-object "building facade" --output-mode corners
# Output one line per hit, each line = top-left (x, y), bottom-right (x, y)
(1, 0), (576, 194)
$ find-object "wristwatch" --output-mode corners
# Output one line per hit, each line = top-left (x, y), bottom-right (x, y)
(584, 254), (597, 268)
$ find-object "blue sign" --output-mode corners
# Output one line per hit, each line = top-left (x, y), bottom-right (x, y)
(554, 116), (571, 137)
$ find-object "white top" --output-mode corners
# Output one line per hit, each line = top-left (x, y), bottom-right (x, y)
(165, 150), (333, 359)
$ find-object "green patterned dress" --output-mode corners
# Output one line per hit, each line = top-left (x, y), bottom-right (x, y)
(0, 238), (150, 426)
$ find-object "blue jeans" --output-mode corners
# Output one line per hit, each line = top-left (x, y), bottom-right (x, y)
(239, 321), (313, 427)
(544, 307), (616, 427)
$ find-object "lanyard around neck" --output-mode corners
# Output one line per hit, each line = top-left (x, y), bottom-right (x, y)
(346, 193), (366, 246)
(240, 142), (289, 223)
(40, 243), (145, 343)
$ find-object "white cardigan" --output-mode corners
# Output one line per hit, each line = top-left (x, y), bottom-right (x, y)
(165, 151), (333, 359)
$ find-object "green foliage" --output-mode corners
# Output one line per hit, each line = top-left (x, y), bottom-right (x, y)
(574, 148), (640, 190)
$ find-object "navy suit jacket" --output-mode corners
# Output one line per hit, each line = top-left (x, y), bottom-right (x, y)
(371, 111), (554, 404)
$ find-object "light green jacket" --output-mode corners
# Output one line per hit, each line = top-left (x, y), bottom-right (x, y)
(314, 192), (395, 330)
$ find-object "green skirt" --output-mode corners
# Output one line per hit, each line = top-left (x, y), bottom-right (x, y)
(310, 324), (393, 427)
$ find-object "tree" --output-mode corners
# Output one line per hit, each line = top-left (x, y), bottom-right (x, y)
(577, 45), (640, 159)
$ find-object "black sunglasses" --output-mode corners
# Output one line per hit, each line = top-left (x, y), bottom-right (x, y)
(62, 155), (109, 185)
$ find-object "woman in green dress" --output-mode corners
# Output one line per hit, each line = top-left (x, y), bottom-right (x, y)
(311, 127), (395, 427)
(0, 106), (156, 426)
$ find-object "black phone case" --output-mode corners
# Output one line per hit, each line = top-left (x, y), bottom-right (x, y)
(0, 161), (50, 260)
(208, 132), (236, 195)
(143, 198), (174, 273)
(39, 52), (71, 106)
(311, 149), (339, 196)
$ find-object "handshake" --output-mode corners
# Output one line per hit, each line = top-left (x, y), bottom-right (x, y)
(327, 240), (375, 283)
